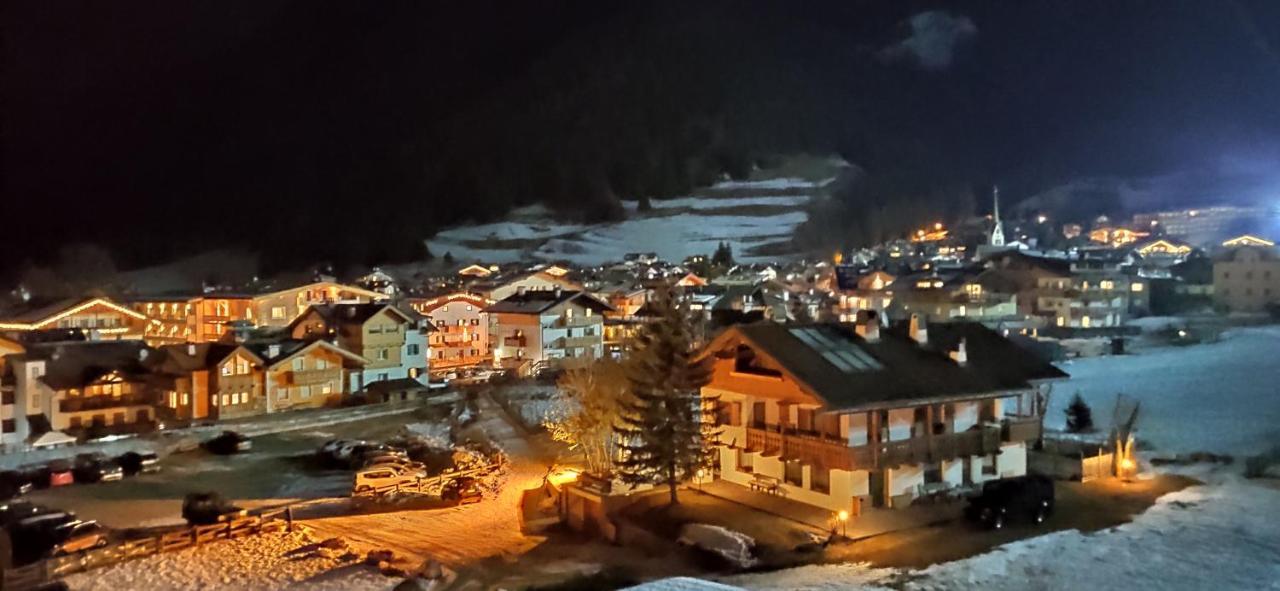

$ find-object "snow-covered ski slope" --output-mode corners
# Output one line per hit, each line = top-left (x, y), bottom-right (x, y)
(426, 178), (828, 265)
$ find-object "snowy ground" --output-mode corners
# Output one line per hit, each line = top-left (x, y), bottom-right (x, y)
(425, 177), (824, 265)
(1050, 325), (1280, 457)
(722, 473), (1280, 591)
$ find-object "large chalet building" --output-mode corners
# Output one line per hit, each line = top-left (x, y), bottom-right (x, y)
(407, 293), (492, 373)
(487, 288), (611, 373)
(0, 297), (156, 341)
(698, 315), (1064, 514)
(287, 302), (429, 392)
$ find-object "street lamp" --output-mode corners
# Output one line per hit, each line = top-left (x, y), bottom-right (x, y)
(836, 510), (849, 538)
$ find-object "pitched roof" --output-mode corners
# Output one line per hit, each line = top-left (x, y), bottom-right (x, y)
(152, 343), (248, 373)
(16, 341), (155, 390)
(484, 289), (612, 314)
(698, 321), (1066, 411)
(244, 339), (368, 368)
(300, 302), (415, 327)
(0, 297), (149, 329)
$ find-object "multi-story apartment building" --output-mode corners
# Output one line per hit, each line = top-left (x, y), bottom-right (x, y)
(1133, 205), (1268, 245)
(1213, 243), (1280, 313)
(130, 294), (255, 344)
(699, 315), (1064, 514)
(885, 270), (1018, 325)
(247, 340), (367, 413)
(251, 282), (388, 329)
(0, 297), (156, 341)
(1032, 256), (1148, 329)
(2, 341), (160, 443)
(487, 288), (610, 373)
(407, 293), (491, 373)
(834, 269), (895, 322)
(287, 303), (428, 392)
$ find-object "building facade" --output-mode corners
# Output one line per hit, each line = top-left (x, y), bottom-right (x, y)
(408, 293), (491, 373)
(487, 289), (611, 373)
(288, 303), (428, 392)
(0, 297), (156, 341)
(698, 317), (1063, 515)
(1213, 245), (1280, 313)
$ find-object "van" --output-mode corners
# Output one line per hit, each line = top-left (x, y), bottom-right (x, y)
(353, 464), (425, 495)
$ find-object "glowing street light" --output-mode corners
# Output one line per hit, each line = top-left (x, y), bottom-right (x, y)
(836, 510), (849, 537)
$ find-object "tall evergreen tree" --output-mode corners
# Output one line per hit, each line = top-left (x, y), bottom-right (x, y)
(1065, 392), (1094, 433)
(711, 241), (734, 268)
(614, 290), (717, 505)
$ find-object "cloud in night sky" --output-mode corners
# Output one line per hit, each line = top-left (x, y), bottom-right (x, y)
(879, 10), (977, 70)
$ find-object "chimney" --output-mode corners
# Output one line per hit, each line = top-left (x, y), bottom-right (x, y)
(855, 312), (880, 342)
(553, 287), (562, 299)
(187, 344), (197, 356)
(516, 286), (527, 297)
(949, 338), (968, 365)
(267, 344), (281, 359)
(908, 313), (928, 345)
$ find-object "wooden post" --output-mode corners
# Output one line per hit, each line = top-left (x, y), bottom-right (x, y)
(285, 506), (294, 533)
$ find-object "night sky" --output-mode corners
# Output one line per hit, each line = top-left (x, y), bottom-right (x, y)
(6, 1), (1280, 271)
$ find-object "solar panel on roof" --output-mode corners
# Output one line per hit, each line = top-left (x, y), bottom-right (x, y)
(789, 326), (882, 373)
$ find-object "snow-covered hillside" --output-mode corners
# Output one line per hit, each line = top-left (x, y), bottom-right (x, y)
(1052, 325), (1280, 457)
(425, 178), (826, 265)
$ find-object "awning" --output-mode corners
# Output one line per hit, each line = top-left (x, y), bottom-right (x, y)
(30, 430), (77, 448)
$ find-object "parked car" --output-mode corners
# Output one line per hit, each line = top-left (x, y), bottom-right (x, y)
(965, 474), (1055, 529)
(72, 453), (124, 483)
(440, 476), (483, 506)
(204, 431), (252, 455)
(181, 492), (246, 525)
(8, 512), (78, 565)
(352, 445), (408, 466)
(321, 440), (369, 465)
(116, 451), (161, 476)
(45, 519), (110, 556)
(359, 455), (426, 472)
(25, 460), (75, 488)
(0, 501), (52, 528)
(0, 470), (35, 499)
(352, 464), (426, 495)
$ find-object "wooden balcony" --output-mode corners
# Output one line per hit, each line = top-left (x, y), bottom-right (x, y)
(1002, 416), (1042, 443)
(551, 315), (600, 329)
(60, 393), (154, 413)
(503, 336), (527, 347)
(744, 422), (1006, 472)
(286, 369), (335, 386)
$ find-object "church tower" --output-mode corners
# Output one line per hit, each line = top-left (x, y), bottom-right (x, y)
(989, 185), (1006, 247)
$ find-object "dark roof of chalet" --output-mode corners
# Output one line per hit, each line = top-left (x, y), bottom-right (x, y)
(484, 289), (612, 314)
(14, 341), (155, 390)
(834, 265), (863, 291)
(711, 285), (766, 310)
(0, 298), (94, 324)
(302, 302), (413, 326)
(242, 339), (312, 363)
(979, 250), (1071, 275)
(152, 343), (244, 374)
(701, 321), (1067, 411)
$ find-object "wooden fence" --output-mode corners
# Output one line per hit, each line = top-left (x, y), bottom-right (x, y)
(2, 508), (291, 591)
(1081, 451), (1114, 483)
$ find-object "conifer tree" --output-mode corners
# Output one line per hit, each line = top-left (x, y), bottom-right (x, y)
(614, 290), (717, 504)
(1065, 392), (1094, 433)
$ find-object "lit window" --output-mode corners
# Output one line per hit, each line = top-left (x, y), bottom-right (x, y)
(221, 364), (233, 377)
(378, 349), (389, 361)
(221, 394), (230, 406)
(271, 306), (286, 320)
(1131, 283), (1144, 292)
(236, 357), (250, 375)
(322, 383), (332, 395)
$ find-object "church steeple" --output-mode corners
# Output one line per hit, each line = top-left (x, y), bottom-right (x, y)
(989, 185), (1005, 247)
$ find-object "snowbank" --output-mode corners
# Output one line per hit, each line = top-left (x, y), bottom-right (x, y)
(729, 478), (1280, 591)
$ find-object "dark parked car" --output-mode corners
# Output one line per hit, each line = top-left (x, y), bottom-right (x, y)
(0, 470), (35, 499)
(441, 477), (483, 506)
(0, 501), (52, 528)
(965, 474), (1055, 530)
(116, 451), (162, 476)
(204, 431), (252, 455)
(182, 492), (245, 525)
(72, 454), (124, 483)
(8, 513), (90, 565)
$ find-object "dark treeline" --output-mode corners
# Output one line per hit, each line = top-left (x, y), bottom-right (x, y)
(7, 1), (1278, 275)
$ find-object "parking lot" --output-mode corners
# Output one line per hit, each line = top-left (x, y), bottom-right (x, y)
(25, 410), (438, 528)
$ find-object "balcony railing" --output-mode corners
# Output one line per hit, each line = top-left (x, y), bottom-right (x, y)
(550, 315), (600, 329)
(60, 393), (154, 413)
(503, 336), (527, 347)
(286, 369), (334, 386)
(552, 335), (599, 349)
(743, 419), (1022, 472)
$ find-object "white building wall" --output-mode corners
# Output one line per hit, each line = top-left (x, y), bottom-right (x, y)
(718, 446), (868, 513)
(997, 442), (1028, 478)
(940, 459), (965, 487)
(889, 464), (924, 497)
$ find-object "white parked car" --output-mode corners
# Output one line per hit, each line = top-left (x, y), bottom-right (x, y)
(353, 464), (426, 495)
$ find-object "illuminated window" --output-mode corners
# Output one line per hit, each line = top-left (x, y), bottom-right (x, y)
(322, 383), (332, 395)
(1100, 280), (1114, 290)
(1131, 283), (1144, 292)
(1056, 316), (1065, 327)
(1082, 316), (1091, 328)
(221, 394), (230, 406)
(965, 284), (982, 297)
(271, 307), (286, 320)
(221, 364), (233, 377)
(236, 357), (250, 375)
